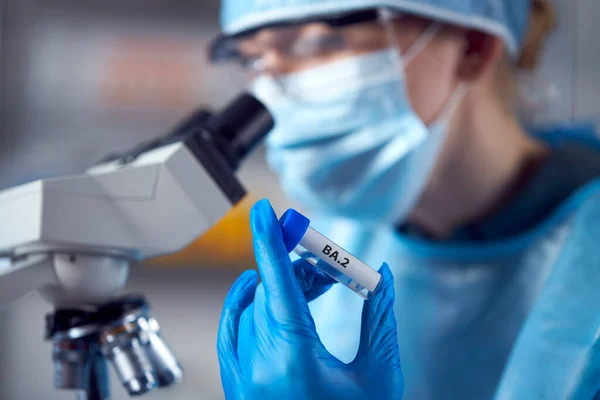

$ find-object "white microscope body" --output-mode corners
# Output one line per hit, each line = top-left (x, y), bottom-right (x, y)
(0, 94), (273, 399)
(0, 140), (234, 308)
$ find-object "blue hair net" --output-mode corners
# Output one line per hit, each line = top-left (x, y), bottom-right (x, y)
(220, 0), (532, 57)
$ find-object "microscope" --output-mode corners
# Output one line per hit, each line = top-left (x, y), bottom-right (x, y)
(0, 94), (274, 399)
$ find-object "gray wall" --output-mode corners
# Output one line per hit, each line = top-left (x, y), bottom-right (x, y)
(534, 0), (600, 127)
(572, 1), (600, 123)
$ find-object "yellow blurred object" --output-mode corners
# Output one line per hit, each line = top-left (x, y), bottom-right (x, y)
(149, 196), (257, 269)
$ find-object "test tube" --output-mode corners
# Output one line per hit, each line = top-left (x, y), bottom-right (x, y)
(279, 209), (381, 299)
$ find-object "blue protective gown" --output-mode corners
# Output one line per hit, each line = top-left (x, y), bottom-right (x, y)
(308, 124), (600, 399)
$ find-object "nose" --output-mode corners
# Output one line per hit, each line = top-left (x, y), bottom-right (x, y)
(260, 49), (302, 76)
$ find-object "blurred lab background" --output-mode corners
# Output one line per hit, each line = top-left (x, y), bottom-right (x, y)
(0, 0), (598, 399)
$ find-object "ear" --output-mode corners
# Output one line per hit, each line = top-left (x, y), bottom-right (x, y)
(457, 30), (504, 81)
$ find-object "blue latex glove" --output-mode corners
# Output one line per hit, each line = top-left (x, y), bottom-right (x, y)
(217, 199), (404, 400)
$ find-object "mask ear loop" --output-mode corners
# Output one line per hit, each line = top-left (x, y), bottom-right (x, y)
(378, 8), (468, 126)
(378, 8), (441, 70)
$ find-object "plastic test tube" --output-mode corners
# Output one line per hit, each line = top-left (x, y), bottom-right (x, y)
(279, 209), (381, 299)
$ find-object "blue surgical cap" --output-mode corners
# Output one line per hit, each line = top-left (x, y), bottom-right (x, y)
(219, 0), (532, 57)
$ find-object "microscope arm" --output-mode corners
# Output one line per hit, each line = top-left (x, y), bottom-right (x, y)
(0, 254), (56, 310)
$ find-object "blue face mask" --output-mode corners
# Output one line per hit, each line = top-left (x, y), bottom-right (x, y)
(253, 39), (465, 225)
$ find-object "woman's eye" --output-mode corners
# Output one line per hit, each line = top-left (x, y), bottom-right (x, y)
(292, 35), (345, 58)
(240, 56), (256, 67)
(320, 36), (346, 52)
(241, 57), (267, 74)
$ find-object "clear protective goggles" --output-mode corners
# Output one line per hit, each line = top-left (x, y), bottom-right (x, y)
(211, 9), (437, 102)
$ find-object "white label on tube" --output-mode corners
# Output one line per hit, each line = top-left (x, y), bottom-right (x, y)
(299, 227), (381, 292)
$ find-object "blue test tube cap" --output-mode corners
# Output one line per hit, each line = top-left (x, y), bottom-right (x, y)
(279, 209), (311, 253)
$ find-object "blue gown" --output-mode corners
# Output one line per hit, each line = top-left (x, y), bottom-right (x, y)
(309, 124), (600, 399)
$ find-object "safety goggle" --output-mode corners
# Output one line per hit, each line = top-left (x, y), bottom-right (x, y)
(210, 9), (439, 103)
(210, 9), (382, 67)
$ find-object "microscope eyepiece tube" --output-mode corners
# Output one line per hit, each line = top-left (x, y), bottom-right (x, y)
(205, 94), (274, 169)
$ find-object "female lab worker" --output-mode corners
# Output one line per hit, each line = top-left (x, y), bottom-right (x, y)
(214, 0), (600, 399)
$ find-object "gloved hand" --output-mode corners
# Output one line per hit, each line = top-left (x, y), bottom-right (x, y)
(217, 199), (404, 400)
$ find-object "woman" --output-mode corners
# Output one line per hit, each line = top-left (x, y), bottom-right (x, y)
(213, 0), (600, 398)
